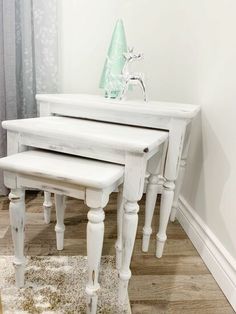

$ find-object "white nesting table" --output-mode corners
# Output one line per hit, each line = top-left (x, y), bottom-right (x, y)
(2, 115), (168, 303)
(36, 94), (200, 254)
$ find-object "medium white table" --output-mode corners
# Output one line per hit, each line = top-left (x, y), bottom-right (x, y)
(36, 94), (200, 255)
(3, 115), (168, 303)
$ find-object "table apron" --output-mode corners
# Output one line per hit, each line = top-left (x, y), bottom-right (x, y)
(8, 131), (160, 166)
(47, 105), (168, 130)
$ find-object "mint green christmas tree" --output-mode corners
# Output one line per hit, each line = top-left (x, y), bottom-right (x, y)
(99, 19), (127, 99)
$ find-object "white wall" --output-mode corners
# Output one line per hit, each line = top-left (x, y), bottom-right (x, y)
(59, 0), (236, 262)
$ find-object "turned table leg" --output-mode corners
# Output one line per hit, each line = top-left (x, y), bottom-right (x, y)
(142, 143), (167, 252)
(43, 191), (52, 224)
(115, 185), (124, 270)
(170, 124), (191, 222)
(55, 194), (66, 250)
(119, 200), (139, 303)
(86, 206), (105, 314)
(156, 180), (175, 257)
(170, 159), (186, 222)
(156, 120), (186, 258)
(118, 152), (147, 304)
(142, 173), (159, 252)
(9, 189), (26, 288)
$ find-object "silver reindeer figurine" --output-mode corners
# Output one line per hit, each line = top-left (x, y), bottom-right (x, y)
(120, 47), (147, 101)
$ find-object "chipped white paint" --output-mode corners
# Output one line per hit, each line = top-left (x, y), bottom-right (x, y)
(155, 118), (186, 257)
(2, 116), (167, 156)
(170, 124), (192, 222)
(36, 93), (199, 120)
(8, 189), (26, 288)
(142, 151), (163, 252)
(43, 191), (52, 224)
(115, 185), (124, 271)
(55, 194), (66, 250)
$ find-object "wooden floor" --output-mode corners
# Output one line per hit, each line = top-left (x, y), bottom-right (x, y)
(0, 192), (234, 314)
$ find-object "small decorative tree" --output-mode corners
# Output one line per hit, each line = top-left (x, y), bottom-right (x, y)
(99, 19), (127, 99)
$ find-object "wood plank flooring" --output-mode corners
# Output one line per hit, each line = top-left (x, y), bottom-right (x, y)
(0, 192), (234, 313)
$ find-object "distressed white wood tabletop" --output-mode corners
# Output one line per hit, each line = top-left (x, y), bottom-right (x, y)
(2, 116), (167, 155)
(0, 150), (124, 189)
(36, 93), (199, 119)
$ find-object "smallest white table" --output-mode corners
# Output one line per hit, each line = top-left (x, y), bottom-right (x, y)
(0, 150), (124, 313)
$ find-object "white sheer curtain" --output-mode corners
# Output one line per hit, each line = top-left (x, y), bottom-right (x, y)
(0, 0), (59, 195)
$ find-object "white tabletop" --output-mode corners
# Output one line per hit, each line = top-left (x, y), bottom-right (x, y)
(36, 94), (200, 119)
(0, 150), (124, 189)
(2, 116), (168, 154)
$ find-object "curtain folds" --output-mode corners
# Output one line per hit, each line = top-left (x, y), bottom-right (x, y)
(0, 0), (58, 195)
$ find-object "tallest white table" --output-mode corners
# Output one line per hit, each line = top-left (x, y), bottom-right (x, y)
(37, 93), (200, 253)
(35, 94), (199, 302)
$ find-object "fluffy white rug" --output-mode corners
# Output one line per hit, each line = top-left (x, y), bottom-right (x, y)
(0, 256), (130, 314)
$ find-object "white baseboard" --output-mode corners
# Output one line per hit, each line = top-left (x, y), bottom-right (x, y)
(177, 196), (236, 311)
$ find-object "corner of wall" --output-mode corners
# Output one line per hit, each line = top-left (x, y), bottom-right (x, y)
(177, 195), (236, 311)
